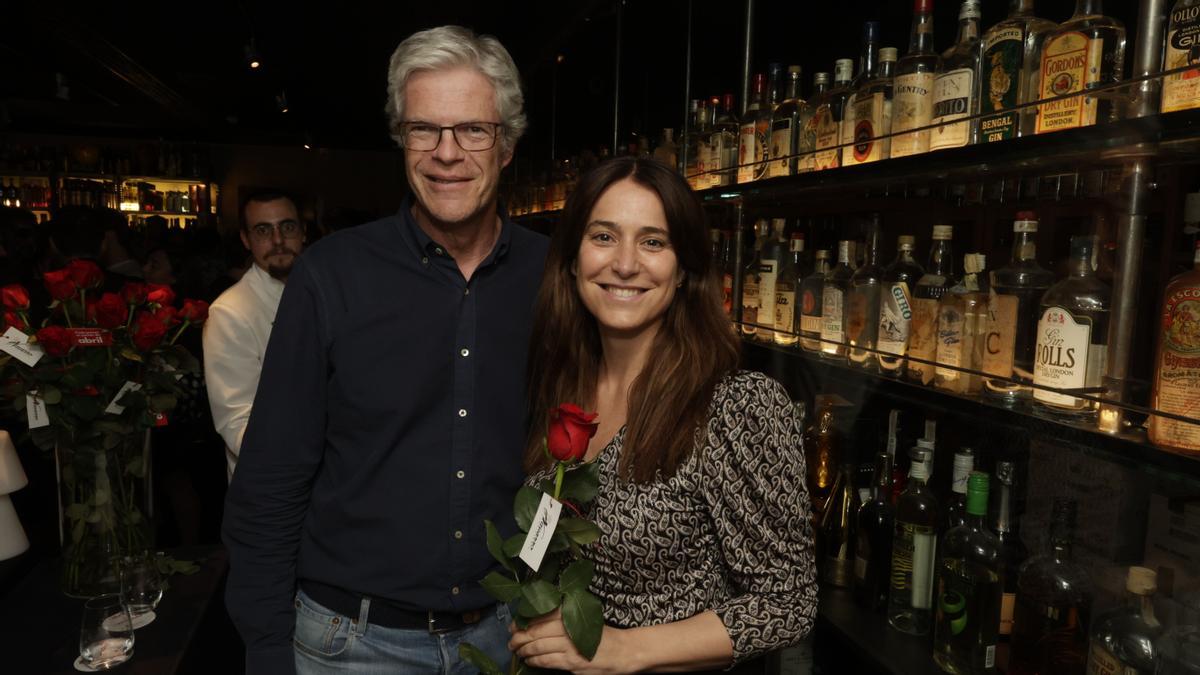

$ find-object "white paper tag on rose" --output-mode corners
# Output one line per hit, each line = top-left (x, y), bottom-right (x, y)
(105, 381), (144, 415)
(27, 392), (49, 429)
(518, 493), (563, 573)
(1, 326), (44, 367)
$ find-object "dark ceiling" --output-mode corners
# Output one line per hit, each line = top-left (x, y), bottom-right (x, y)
(1, 1), (1140, 164)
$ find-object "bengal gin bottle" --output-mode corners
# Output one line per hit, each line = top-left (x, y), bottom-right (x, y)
(801, 250), (832, 352)
(814, 59), (855, 170)
(1085, 567), (1162, 675)
(738, 74), (767, 184)
(980, 0), (1055, 142)
(850, 47), (898, 165)
(775, 232), (808, 347)
(797, 72), (831, 173)
(1162, 0), (1200, 113)
(769, 66), (805, 178)
(1033, 0), (1126, 135)
(936, 254), (989, 394)
(983, 213), (1055, 403)
(910, 225), (957, 386)
(822, 240), (856, 360)
(892, 0), (941, 158)
(1148, 239), (1200, 454)
(930, 0), (982, 152)
(848, 218), (884, 369)
(889, 441), (939, 636)
(878, 235), (926, 377)
(1033, 235), (1110, 421)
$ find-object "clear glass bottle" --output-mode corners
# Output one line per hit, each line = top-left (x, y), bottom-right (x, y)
(909, 225), (958, 386)
(993, 461), (1027, 663)
(840, 21), (881, 168)
(798, 73), (831, 173)
(1032, 0), (1126, 135)
(888, 440), (939, 636)
(1033, 235), (1111, 421)
(821, 463), (858, 589)
(878, 235), (926, 378)
(855, 448), (895, 612)
(892, 0), (942, 158)
(814, 59), (855, 171)
(652, 128), (678, 170)
(983, 213), (1055, 403)
(1010, 499), (1091, 675)
(934, 472), (1004, 674)
(757, 219), (786, 342)
(775, 231), (808, 347)
(981, 0), (1056, 142)
(849, 217), (884, 369)
(682, 99), (703, 186)
(738, 74), (767, 184)
(822, 240), (857, 360)
(850, 47), (898, 165)
(941, 447), (975, 532)
(801, 250), (833, 352)
(1086, 567), (1162, 675)
(936, 253), (989, 394)
(698, 98), (719, 190)
(1162, 0), (1200, 113)
(712, 93), (740, 187)
(930, 0), (982, 152)
(1148, 239), (1200, 454)
(740, 219), (768, 338)
(769, 66), (805, 178)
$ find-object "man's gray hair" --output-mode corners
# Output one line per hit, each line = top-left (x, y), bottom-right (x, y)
(385, 25), (527, 154)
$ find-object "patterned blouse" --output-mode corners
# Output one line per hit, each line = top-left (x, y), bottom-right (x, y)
(546, 371), (818, 665)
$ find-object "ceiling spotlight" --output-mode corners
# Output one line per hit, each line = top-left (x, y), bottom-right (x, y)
(276, 91), (289, 114)
(556, 54), (565, 64)
(303, 131), (313, 150)
(244, 39), (261, 70)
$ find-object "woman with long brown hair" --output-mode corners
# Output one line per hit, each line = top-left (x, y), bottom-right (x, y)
(509, 156), (816, 674)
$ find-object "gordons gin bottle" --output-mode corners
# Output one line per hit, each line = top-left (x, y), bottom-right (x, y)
(1033, 0), (1126, 135)
(878, 235), (925, 377)
(892, 0), (941, 158)
(930, 0), (982, 151)
(1162, 0), (1200, 113)
(980, 0), (1055, 142)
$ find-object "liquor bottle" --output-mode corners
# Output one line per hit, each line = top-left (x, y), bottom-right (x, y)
(653, 128), (678, 170)
(719, 229), (736, 317)
(851, 47), (898, 166)
(757, 219), (786, 342)
(821, 463), (858, 589)
(814, 59), (855, 171)
(775, 231), (808, 347)
(888, 440), (939, 636)
(993, 461), (1027, 658)
(769, 66), (805, 178)
(803, 401), (842, 518)
(683, 99), (706, 188)
(738, 74), (767, 184)
(754, 64), (782, 180)
(1085, 567), (1162, 675)
(936, 254), (989, 394)
(822, 240), (857, 360)
(1148, 239), (1200, 454)
(909, 225), (958, 386)
(892, 0), (941, 158)
(848, 217), (884, 369)
(1009, 499), (1091, 675)
(798, 73), (831, 173)
(767, 62), (785, 109)
(1162, 0), (1200, 113)
(878, 235), (926, 377)
(839, 21), (881, 168)
(934, 472), (1004, 674)
(801, 250), (833, 352)
(983, 213), (1055, 403)
(930, 0), (982, 152)
(741, 220), (770, 337)
(855, 448), (895, 612)
(712, 94), (740, 187)
(1033, 235), (1111, 421)
(1032, 0), (1126, 135)
(700, 97), (720, 189)
(942, 447), (975, 532)
(980, 0), (1056, 142)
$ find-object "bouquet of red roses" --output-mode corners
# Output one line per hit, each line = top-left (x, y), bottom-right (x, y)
(459, 404), (606, 675)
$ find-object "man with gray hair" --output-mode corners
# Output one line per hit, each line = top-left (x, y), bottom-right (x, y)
(223, 25), (547, 674)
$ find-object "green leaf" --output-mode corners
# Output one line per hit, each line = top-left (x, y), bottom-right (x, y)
(93, 487), (110, 507)
(519, 579), (561, 617)
(479, 570), (522, 603)
(41, 386), (62, 405)
(559, 460), (601, 504)
(503, 533), (525, 558)
(558, 559), (594, 596)
(120, 348), (143, 363)
(65, 503), (88, 521)
(85, 509), (102, 523)
(71, 519), (84, 544)
(126, 456), (145, 478)
(484, 520), (514, 573)
(457, 643), (505, 675)
(561, 589), (604, 659)
(513, 486), (542, 532)
(557, 518), (602, 546)
(70, 397), (103, 421)
(547, 531), (570, 554)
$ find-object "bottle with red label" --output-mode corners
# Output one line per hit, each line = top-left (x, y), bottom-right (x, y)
(1149, 239), (1200, 455)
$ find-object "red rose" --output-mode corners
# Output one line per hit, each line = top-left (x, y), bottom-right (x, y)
(120, 282), (148, 305)
(1, 284), (30, 311)
(180, 299), (209, 324)
(75, 385), (100, 397)
(66, 259), (105, 289)
(131, 314), (168, 351)
(44, 269), (78, 301)
(3, 311), (26, 331)
(93, 292), (129, 329)
(146, 284), (175, 307)
(546, 403), (599, 463)
(152, 306), (179, 327)
(36, 326), (72, 357)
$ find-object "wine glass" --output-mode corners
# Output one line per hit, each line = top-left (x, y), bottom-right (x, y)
(119, 553), (163, 629)
(79, 594), (134, 670)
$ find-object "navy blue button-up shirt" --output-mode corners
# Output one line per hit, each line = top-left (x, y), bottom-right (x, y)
(222, 197), (548, 672)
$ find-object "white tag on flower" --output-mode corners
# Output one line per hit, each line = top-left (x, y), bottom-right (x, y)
(27, 392), (49, 429)
(519, 493), (563, 573)
(105, 381), (143, 415)
(1, 326), (44, 367)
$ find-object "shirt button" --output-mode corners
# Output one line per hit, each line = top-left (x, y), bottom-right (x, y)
(435, 247), (444, 256)
(456, 470), (465, 479)
(454, 530), (463, 540)
(464, 288), (470, 296)
(460, 348), (470, 358)
(458, 409), (468, 418)
(421, 257), (429, 265)
(451, 586), (460, 595)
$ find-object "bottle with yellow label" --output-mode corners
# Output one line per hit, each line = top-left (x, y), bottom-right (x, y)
(1032, 0), (1126, 135)
(1162, 0), (1200, 113)
(1149, 239), (1200, 455)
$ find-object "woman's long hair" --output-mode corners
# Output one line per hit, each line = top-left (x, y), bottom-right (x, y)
(524, 156), (740, 482)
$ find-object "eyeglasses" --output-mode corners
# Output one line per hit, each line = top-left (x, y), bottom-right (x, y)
(397, 121), (504, 152)
(248, 221), (303, 240)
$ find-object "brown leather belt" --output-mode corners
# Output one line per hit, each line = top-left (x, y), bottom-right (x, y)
(300, 580), (490, 633)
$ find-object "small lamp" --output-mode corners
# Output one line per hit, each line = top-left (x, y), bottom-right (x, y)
(0, 430), (30, 560)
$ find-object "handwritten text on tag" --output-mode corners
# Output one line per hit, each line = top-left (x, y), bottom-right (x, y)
(27, 392), (49, 429)
(1, 327), (44, 367)
(518, 493), (563, 572)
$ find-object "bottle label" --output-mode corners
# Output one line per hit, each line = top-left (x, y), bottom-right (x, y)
(847, 288), (869, 345)
(722, 272), (734, 315)
(768, 119), (795, 177)
(878, 282), (914, 356)
(1033, 306), (1093, 407)
(799, 113), (819, 172)
(738, 121), (758, 183)
(936, 304), (966, 380)
(931, 68), (975, 150)
(909, 297), (941, 384)
(821, 287), (845, 344)
(891, 523), (937, 610)
(839, 94), (857, 159)
(1087, 641), (1138, 675)
(814, 105), (842, 170)
(742, 275), (760, 328)
(754, 117), (771, 180)
(1151, 287), (1200, 450)
(982, 292), (1019, 377)
(1036, 32), (1102, 134)
(801, 288), (822, 334)
(776, 289), (797, 335)
(1162, 6), (1200, 113)
(891, 72), (936, 157)
(980, 27), (1024, 142)
(759, 261), (779, 328)
(1000, 592), (1015, 636)
(850, 92), (890, 164)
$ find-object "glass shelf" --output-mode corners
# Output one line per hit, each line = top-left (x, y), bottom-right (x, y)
(816, 586), (942, 675)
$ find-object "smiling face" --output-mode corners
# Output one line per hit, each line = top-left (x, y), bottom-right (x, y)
(402, 66), (513, 231)
(575, 178), (681, 341)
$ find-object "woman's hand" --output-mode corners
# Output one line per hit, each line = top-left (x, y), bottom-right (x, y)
(508, 609), (637, 674)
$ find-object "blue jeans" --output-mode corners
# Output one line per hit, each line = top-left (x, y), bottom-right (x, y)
(293, 589), (513, 674)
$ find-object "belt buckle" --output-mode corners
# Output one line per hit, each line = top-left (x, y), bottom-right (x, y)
(427, 610), (439, 634)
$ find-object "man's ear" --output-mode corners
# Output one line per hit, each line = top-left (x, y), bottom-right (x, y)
(239, 229), (252, 252)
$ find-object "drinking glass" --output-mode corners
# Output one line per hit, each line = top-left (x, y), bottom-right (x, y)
(119, 553), (163, 628)
(79, 594), (134, 670)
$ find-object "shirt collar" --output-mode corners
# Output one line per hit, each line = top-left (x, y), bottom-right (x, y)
(398, 193), (512, 265)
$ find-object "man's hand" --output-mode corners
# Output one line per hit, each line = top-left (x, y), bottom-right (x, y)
(508, 609), (637, 675)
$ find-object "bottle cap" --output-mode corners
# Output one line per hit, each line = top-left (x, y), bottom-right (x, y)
(1127, 566), (1157, 595)
(966, 472), (989, 515)
(897, 235), (916, 249)
(1014, 212), (1039, 233)
(834, 59), (855, 83)
(863, 20), (882, 43)
(815, 249), (831, 260)
(996, 461), (1015, 486)
(768, 63), (783, 78)
(914, 0), (933, 13)
(791, 231), (805, 240)
(933, 224), (953, 240)
(814, 72), (831, 86)
(963, 253), (986, 275)
(960, 0), (981, 20)
(788, 65), (802, 76)
(879, 47), (899, 62)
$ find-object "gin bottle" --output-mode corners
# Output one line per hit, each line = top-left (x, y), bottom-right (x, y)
(941, 447), (975, 532)
(931, 0), (982, 152)
(888, 440), (939, 636)
(1162, 0), (1200, 113)
(980, 0), (1056, 142)
(1033, 235), (1110, 421)
(801, 250), (832, 352)
(840, 22), (881, 168)
(892, 0), (941, 158)
(738, 74), (767, 184)
(1032, 0), (1126, 135)
(757, 219), (786, 342)
(814, 59), (855, 171)
(1148, 239), (1200, 454)
(797, 72), (831, 173)
(775, 232), (808, 347)
(849, 217), (885, 369)
(909, 225), (957, 386)
(936, 253), (989, 394)
(822, 240), (857, 360)
(711, 94), (740, 187)
(769, 66), (805, 178)
(878, 235), (926, 377)
(1085, 567), (1162, 675)
(850, 47), (898, 165)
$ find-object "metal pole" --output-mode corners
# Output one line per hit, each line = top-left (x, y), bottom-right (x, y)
(611, 0), (624, 156)
(1131, 0), (1168, 118)
(740, 0), (755, 116)
(551, 58), (559, 161)
(680, 0), (694, 175)
(732, 202), (746, 324)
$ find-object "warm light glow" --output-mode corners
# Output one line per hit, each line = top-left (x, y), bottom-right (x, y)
(250, 60), (261, 70)
(1098, 405), (1122, 434)
(303, 143), (311, 150)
